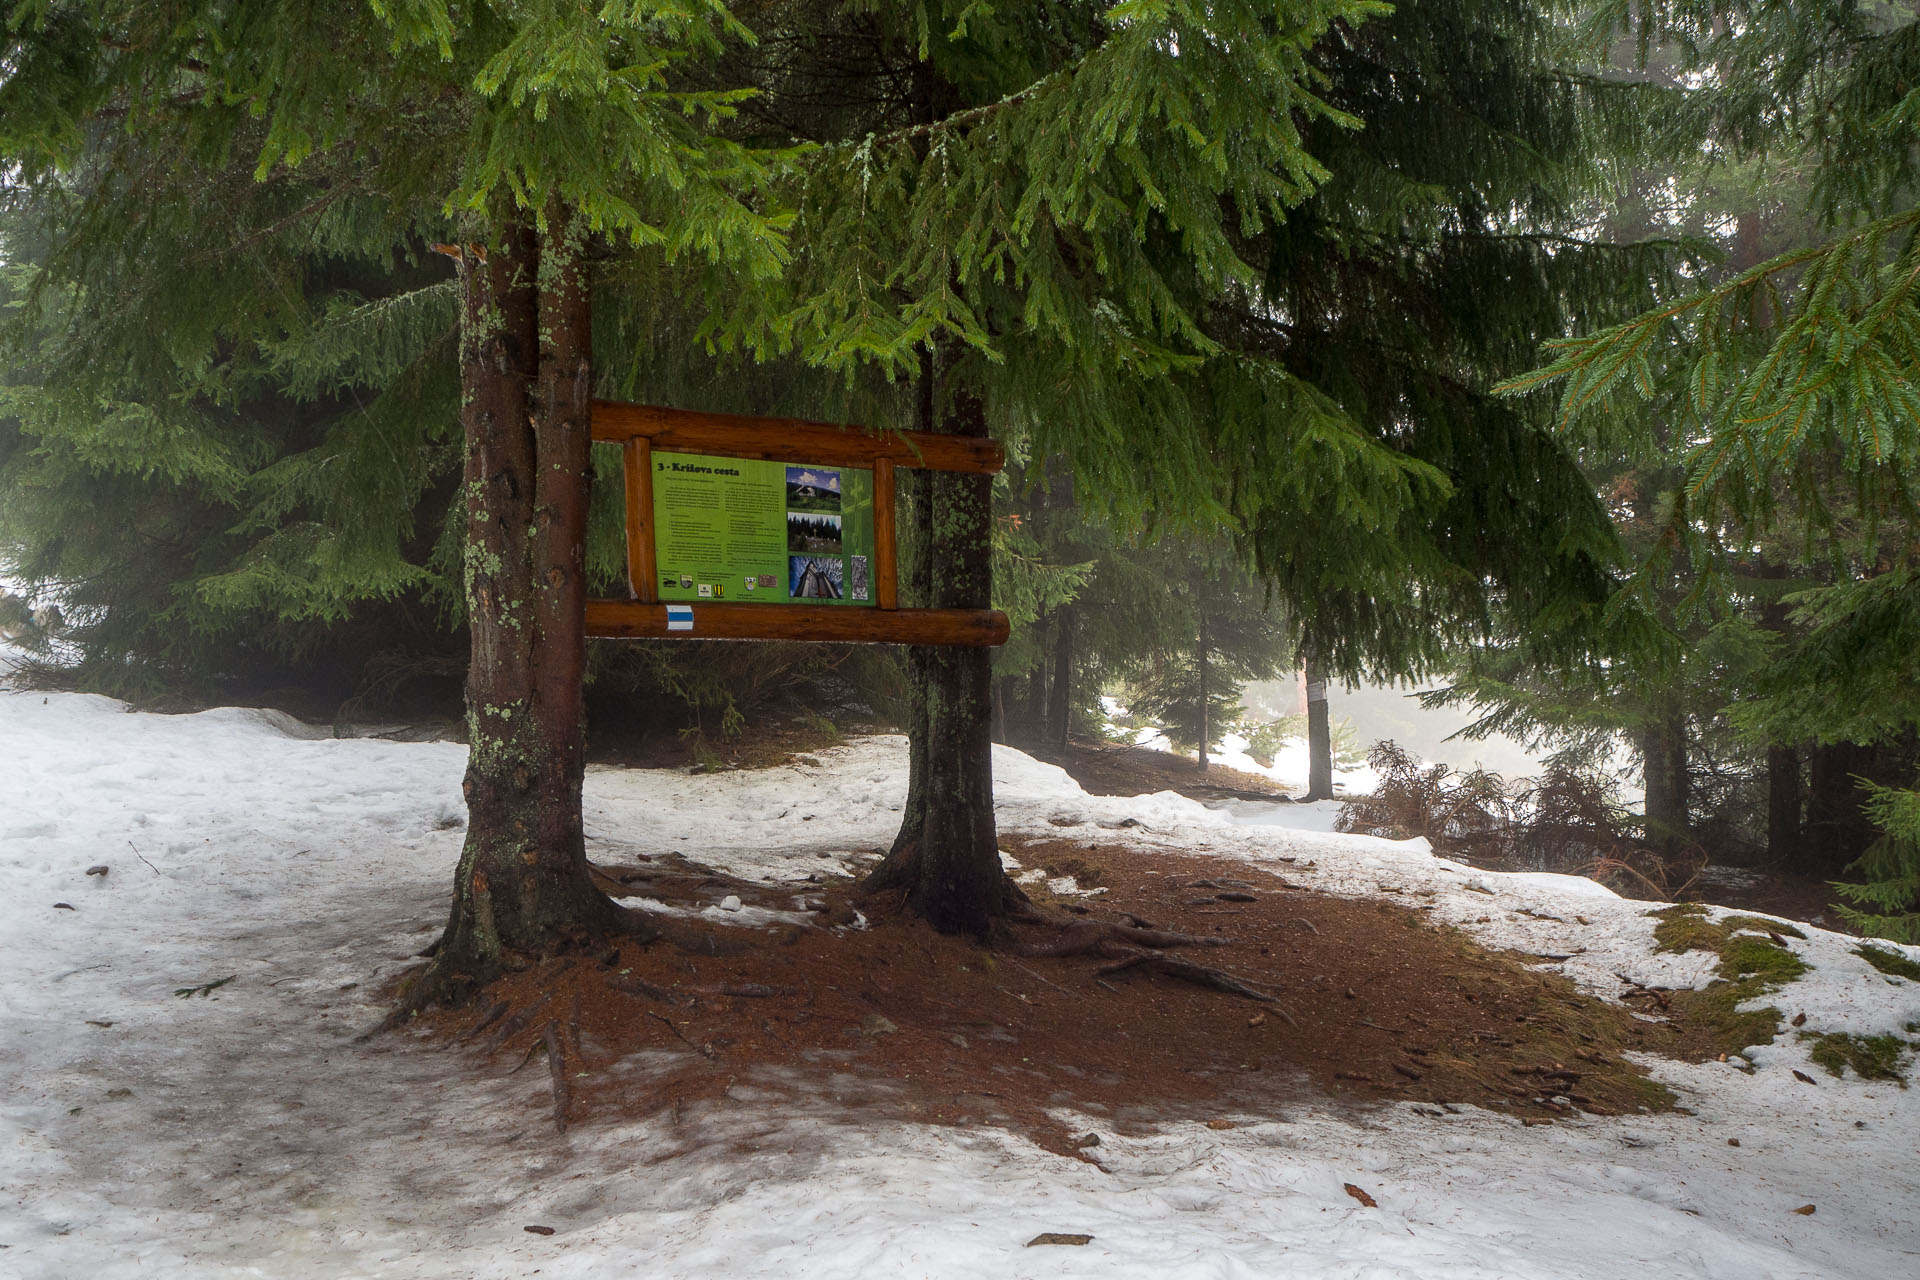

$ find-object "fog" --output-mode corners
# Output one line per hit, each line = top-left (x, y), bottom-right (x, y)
(1242, 677), (1549, 780)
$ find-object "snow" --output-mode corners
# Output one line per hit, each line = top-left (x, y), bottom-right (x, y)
(4, 679), (1920, 1278)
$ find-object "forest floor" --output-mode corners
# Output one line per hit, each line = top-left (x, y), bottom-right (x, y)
(418, 832), (1718, 1159)
(9, 675), (1919, 1277)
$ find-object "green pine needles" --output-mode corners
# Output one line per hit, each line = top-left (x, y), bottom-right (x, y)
(1836, 781), (1920, 943)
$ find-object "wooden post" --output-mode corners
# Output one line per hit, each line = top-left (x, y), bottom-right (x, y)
(873, 458), (898, 610)
(624, 437), (656, 602)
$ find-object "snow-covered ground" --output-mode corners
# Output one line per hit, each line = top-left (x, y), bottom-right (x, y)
(5, 671), (1920, 1279)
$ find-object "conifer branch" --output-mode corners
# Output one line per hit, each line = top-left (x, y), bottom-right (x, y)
(189, 182), (361, 265)
(865, 67), (1071, 148)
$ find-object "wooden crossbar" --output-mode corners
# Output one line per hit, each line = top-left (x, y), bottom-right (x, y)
(590, 401), (1002, 473)
(586, 601), (1009, 646)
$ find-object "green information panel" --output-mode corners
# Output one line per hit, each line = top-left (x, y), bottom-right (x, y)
(652, 452), (876, 606)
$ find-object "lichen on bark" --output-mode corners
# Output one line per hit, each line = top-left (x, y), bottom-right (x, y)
(404, 206), (629, 1012)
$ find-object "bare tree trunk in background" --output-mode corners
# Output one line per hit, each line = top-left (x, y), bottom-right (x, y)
(1048, 605), (1074, 747)
(1640, 717), (1689, 855)
(1754, 558), (1801, 863)
(1305, 651), (1332, 801)
(1806, 742), (1875, 874)
(1767, 744), (1802, 861)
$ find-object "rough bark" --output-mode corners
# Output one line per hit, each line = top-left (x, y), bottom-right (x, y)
(864, 349), (1023, 936)
(413, 208), (621, 1007)
(1304, 652), (1332, 801)
(883, 370), (936, 864)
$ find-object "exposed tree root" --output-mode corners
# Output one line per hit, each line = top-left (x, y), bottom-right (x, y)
(998, 908), (1292, 1016)
(1095, 948), (1296, 1021)
(610, 974), (686, 1006)
(456, 1000), (511, 1047)
(1013, 918), (1228, 959)
(480, 991), (553, 1055)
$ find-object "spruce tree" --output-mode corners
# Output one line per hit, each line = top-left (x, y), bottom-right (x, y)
(1502, 1), (1920, 925)
(741, 0), (1386, 935)
(2, 1), (789, 999)
(744, 0), (1672, 932)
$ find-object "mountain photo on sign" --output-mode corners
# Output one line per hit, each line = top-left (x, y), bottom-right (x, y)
(790, 557), (844, 599)
(786, 467), (841, 513)
(788, 512), (843, 554)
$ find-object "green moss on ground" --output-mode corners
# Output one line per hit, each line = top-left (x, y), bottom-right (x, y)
(1800, 1032), (1914, 1084)
(1648, 905), (1812, 1056)
(1717, 935), (1810, 984)
(1650, 905), (1804, 956)
(1856, 944), (1920, 982)
(1667, 982), (1792, 1058)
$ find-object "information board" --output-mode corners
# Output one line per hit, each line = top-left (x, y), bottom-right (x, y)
(651, 452), (876, 607)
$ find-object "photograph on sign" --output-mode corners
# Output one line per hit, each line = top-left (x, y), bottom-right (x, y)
(652, 452), (875, 608)
(785, 467), (840, 511)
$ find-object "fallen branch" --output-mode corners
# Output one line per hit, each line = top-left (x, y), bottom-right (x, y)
(1009, 960), (1074, 997)
(644, 1008), (699, 1052)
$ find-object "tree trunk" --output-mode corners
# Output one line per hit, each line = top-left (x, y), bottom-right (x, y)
(1766, 744), (1802, 863)
(418, 209), (619, 1006)
(1304, 652), (1332, 800)
(1755, 558), (1800, 863)
(1048, 605), (1073, 747)
(1022, 639), (1049, 741)
(1196, 616), (1210, 773)
(863, 348), (1022, 936)
(887, 388), (935, 864)
(1640, 716), (1689, 854)
(1805, 741), (1875, 874)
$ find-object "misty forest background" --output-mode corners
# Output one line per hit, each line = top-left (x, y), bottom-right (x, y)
(3, 0), (1920, 940)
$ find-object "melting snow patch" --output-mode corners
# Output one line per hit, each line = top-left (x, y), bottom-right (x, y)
(0, 696), (1916, 1279)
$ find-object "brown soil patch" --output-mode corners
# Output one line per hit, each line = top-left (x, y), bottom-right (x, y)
(409, 835), (1714, 1153)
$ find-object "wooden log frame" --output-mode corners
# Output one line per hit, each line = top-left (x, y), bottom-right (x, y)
(587, 400), (1009, 647)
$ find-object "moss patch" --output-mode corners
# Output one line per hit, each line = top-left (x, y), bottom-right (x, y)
(1667, 982), (1791, 1058)
(1717, 935), (1810, 984)
(1800, 1032), (1914, 1084)
(1857, 944), (1920, 982)
(1650, 904), (1804, 956)
(1648, 905), (1811, 1056)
